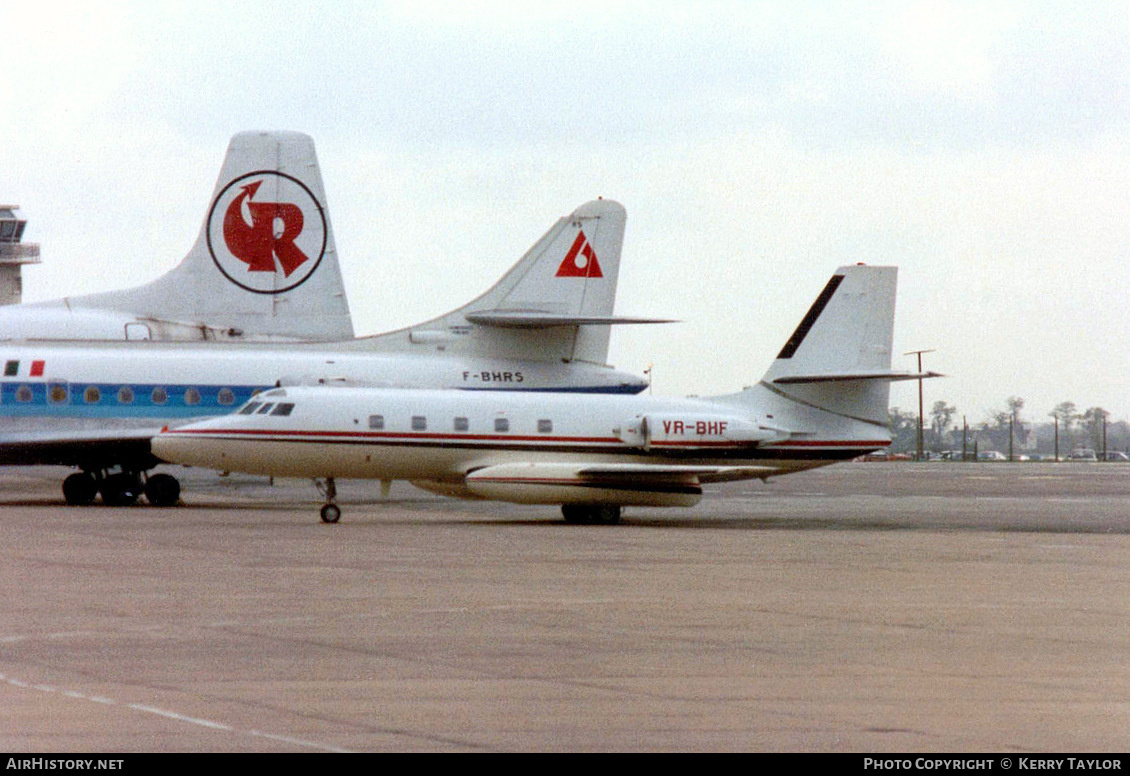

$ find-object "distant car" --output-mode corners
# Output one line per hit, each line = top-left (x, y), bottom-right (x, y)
(978, 451), (1008, 461)
(1068, 449), (1098, 462)
(1103, 451), (1130, 462)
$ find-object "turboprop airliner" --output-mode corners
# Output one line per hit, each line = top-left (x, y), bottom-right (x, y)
(1, 185), (663, 507)
(0, 132), (354, 342)
(154, 264), (937, 524)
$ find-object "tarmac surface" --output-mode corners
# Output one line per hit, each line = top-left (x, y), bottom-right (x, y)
(0, 461), (1128, 752)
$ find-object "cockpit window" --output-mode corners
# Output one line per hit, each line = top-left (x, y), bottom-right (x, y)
(239, 402), (262, 415)
(256, 403), (275, 414)
(271, 403), (295, 416)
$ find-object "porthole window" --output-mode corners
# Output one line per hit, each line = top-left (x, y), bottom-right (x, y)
(218, 388), (235, 406)
(84, 386), (101, 404)
(15, 385), (32, 403)
(49, 385), (68, 404)
(184, 388), (201, 406)
(152, 387), (168, 405)
(117, 386), (134, 404)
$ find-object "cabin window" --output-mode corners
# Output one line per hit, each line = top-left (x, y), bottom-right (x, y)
(494, 418), (510, 433)
(15, 385), (32, 403)
(453, 416), (469, 432)
(117, 386), (134, 404)
(538, 419), (553, 434)
(256, 403), (275, 414)
(368, 414), (384, 430)
(84, 386), (101, 404)
(152, 387), (168, 405)
(271, 403), (295, 416)
(411, 416), (427, 431)
(48, 384), (67, 404)
(184, 388), (201, 406)
(239, 402), (262, 415)
(218, 388), (235, 406)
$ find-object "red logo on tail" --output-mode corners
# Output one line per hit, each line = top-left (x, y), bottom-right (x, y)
(555, 231), (603, 278)
(222, 180), (309, 276)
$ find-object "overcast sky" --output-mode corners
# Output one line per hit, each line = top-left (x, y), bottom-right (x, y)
(3, 0), (1129, 426)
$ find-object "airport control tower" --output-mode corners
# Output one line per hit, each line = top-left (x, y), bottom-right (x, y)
(0, 205), (40, 306)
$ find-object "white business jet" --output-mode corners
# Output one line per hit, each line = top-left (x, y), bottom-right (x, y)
(154, 264), (936, 524)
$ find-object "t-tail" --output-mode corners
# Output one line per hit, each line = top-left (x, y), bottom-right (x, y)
(7, 131), (353, 342)
(744, 264), (934, 426)
(343, 198), (671, 365)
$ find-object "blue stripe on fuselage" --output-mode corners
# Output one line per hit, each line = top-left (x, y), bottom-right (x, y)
(0, 380), (646, 418)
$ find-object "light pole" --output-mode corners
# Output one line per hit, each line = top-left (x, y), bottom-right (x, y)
(905, 349), (935, 461)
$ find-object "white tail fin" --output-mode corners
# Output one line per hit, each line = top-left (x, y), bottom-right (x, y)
(350, 198), (668, 364)
(45, 131), (353, 341)
(758, 264), (901, 425)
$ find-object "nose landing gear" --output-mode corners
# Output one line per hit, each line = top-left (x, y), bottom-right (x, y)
(318, 477), (341, 523)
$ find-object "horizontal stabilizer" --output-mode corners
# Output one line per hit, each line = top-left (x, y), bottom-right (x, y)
(464, 310), (676, 328)
(772, 370), (943, 385)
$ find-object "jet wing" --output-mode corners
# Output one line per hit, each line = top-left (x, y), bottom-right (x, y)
(571, 463), (776, 484)
(0, 428), (161, 469)
(463, 461), (776, 507)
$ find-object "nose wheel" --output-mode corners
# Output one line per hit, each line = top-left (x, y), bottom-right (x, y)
(318, 477), (341, 523)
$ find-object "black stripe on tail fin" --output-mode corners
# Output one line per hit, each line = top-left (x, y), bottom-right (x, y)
(776, 274), (844, 360)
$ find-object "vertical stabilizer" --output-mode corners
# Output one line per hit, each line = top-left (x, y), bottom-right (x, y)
(351, 199), (646, 364)
(758, 265), (898, 425)
(56, 131), (353, 341)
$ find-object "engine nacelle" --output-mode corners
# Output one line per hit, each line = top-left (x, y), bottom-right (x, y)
(616, 413), (787, 449)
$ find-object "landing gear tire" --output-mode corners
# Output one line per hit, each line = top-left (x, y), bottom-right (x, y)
(144, 473), (181, 507)
(100, 472), (142, 507)
(561, 504), (622, 525)
(562, 504), (587, 524)
(320, 503), (342, 524)
(593, 505), (622, 525)
(62, 472), (98, 506)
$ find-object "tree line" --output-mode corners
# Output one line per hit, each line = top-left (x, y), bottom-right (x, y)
(888, 397), (1125, 458)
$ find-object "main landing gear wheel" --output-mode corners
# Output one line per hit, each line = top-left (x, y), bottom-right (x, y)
(144, 473), (181, 507)
(100, 472), (142, 507)
(561, 505), (622, 525)
(62, 472), (98, 506)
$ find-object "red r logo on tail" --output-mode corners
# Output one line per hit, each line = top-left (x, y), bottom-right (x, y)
(206, 171), (327, 295)
(555, 231), (603, 278)
(223, 180), (309, 276)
